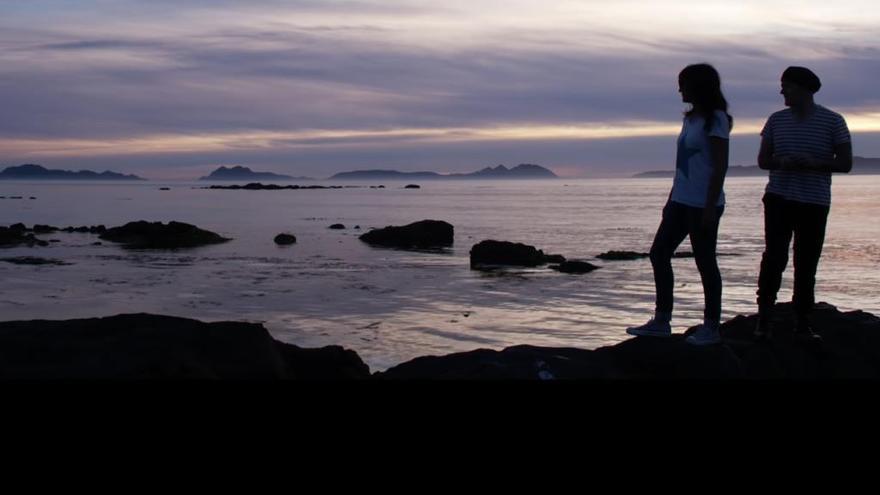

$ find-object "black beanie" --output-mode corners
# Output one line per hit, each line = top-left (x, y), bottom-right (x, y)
(782, 66), (821, 93)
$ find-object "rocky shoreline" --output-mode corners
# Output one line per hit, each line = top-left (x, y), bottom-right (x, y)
(1, 302), (877, 379)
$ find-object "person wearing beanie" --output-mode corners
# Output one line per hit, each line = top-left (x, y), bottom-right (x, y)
(754, 66), (853, 341)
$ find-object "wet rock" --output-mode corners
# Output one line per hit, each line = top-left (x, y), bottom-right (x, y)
(359, 220), (454, 249)
(550, 260), (600, 274)
(0, 257), (71, 266)
(33, 225), (59, 234)
(159, 187), (170, 191)
(0, 228), (48, 248)
(274, 233), (297, 245)
(404, 184), (420, 189)
(329, 224), (346, 230)
(469, 240), (548, 268)
(99, 221), (231, 249)
(0, 314), (370, 379)
(378, 303), (880, 380)
(597, 250), (649, 261)
(543, 254), (566, 263)
(9, 223), (26, 233)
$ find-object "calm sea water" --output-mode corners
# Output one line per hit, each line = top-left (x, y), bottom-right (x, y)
(2, 176), (878, 371)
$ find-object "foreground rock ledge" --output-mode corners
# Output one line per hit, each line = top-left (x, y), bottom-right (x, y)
(1, 303), (877, 379)
(0, 314), (369, 379)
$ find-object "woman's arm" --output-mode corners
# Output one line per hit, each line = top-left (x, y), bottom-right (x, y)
(702, 136), (729, 229)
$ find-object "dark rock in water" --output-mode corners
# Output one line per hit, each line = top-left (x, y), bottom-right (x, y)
(469, 240), (547, 268)
(329, 224), (346, 230)
(33, 224), (59, 234)
(99, 221), (231, 249)
(597, 250), (649, 260)
(91, 225), (106, 234)
(49, 239), (60, 243)
(159, 187), (170, 191)
(359, 220), (454, 249)
(404, 184), (420, 189)
(378, 302), (880, 379)
(0, 228), (48, 248)
(543, 254), (566, 263)
(10, 223), (26, 233)
(29, 197), (36, 200)
(1, 257), (71, 266)
(274, 233), (297, 245)
(10, 196), (22, 199)
(550, 260), (600, 274)
(0, 313), (370, 379)
(354, 225), (361, 230)
(91, 241), (103, 246)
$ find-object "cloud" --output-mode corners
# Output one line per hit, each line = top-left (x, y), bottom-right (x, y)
(1, 0), (879, 176)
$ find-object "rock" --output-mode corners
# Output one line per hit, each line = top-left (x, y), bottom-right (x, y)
(33, 225), (59, 234)
(159, 187), (170, 191)
(543, 254), (566, 263)
(29, 197), (36, 200)
(0, 313), (370, 379)
(0, 228), (48, 248)
(329, 224), (346, 230)
(469, 240), (548, 268)
(91, 242), (103, 246)
(550, 260), (601, 274)
(0, 257), (71, 266)
(404, 184), (420, 189)
(10, 223), (26, 233)
(597, 250), (649, 260)
(99, 221), (231, 249)
(359, 220), (454, 249)
(274, 233), (297, 245)
(354, 225), (361, 230)
(377, 303), (880, 379)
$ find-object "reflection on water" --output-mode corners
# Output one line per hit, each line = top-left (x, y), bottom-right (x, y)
(1, 176), (878, 370)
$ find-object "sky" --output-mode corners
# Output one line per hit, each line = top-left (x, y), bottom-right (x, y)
(2, 0), (879, 179)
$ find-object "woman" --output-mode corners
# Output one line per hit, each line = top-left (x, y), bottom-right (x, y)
(626, 63), (732, 345)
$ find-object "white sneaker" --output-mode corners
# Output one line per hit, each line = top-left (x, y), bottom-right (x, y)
(685, 324), (721, 346)
(626, 319), (672, 337)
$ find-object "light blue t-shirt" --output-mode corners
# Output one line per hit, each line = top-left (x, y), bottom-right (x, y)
(670, 110), (730, 208)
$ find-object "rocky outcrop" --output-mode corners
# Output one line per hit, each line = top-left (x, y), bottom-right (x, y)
(0, 226), (48, 247)
(378, 303), (880, 379)
(274, 233), (297, 245)
(549, 260), (600, 274)
(99, 221), (231, 249)
(329, 224), (346, 230)
(0, 257), (71, 265)
(404, 184), (421, 189)
(597, 250), (649, 260)
(0, 314), (370, 379)
(359, 220), (453, 249)
(469, 240), (565, 269)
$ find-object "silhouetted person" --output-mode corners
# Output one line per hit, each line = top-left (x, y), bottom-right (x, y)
(754, 66), (852, 341)
(627, 63), (731, 345)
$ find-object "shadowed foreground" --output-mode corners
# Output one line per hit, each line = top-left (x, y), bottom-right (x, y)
(1, 303), (878, 379)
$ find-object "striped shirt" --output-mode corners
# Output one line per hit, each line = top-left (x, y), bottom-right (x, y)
(761, 105), (850, 206)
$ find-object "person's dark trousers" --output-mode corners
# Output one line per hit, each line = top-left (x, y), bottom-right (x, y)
(650, 200), (724, 322)
(756, 192), (830, 317)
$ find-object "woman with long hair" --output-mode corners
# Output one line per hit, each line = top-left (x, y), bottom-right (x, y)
(626, 63), (732, 345)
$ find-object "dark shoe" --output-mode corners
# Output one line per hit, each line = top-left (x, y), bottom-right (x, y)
(754, 312), (773, 341)
(794, 315), (823, 343)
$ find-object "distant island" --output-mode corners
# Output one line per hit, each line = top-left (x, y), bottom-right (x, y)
(0, 164), (144, 180)
(329, 164), (558, 180)
(633, 156), (880, 178)
(199, 166), (313, 181)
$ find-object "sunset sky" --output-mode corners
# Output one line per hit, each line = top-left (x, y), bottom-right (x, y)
(2, 0), (878, 179)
